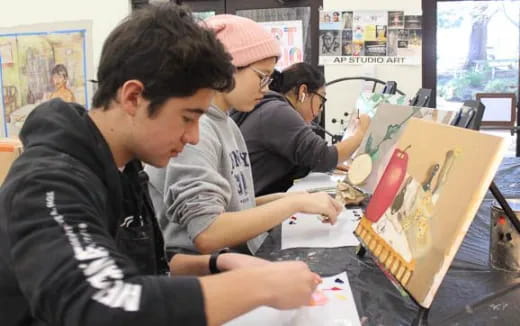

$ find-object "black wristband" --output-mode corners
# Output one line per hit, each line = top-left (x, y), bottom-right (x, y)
(209, 249), (229, 274)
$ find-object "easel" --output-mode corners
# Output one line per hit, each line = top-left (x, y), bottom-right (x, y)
(355, 242), (431, 326)
(462, 100), (520, 235)
(355, 178), (520, 325)
(353, 100), (520, 325)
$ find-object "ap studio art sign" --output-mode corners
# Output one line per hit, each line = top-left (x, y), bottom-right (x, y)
(318, 10), (422, 65)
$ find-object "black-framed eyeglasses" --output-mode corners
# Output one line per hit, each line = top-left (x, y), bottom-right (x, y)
(249, 66), (274, 89)
(313, 92), (327, 110)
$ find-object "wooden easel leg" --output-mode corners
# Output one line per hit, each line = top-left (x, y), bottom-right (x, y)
(412, 307), (429, 326)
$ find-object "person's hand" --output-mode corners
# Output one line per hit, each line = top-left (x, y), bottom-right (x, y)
(334, 163), (349, 173)
(217, 253), (271, 272)
(354, 114), (371, 135)
(293, 192), (343, 225)
(259, 261), (321, 310)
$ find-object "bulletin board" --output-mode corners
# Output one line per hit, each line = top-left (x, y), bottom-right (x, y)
(319, 10), (422, 65)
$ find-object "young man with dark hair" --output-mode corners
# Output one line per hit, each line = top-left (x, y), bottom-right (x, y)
(0, 4), (321, 326)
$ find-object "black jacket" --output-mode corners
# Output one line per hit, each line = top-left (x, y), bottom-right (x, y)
(231, 91), (338, 195)
(0, 99), (206, 326)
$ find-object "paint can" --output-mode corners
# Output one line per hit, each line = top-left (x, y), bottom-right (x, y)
(490, 199), (520, 271)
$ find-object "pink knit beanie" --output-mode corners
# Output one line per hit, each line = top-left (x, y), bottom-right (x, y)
(203, 14), (281, 68)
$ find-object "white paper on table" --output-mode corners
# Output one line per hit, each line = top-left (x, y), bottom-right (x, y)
(281, 208), (362, 250)
(288, 173), (342, 193)
(224, 272), (361, 326)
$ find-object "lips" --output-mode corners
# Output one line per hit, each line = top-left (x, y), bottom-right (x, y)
(170, 146), (184, 157)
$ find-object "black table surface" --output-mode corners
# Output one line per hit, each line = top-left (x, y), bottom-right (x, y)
(255, 157), (520, 326)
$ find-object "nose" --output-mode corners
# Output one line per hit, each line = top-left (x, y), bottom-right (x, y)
(182, 122), (200, 145)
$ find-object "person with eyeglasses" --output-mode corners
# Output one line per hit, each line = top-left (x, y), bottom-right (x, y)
(231, 62), (370, 196)
(145, 15), (343, 258)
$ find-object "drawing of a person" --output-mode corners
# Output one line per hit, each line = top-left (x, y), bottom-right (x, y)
(323, 14), (331, 23)
(342, 12), (353, 29)
(320, 31), (340, 55)
(352, 41), (363, 56)
(48, 64), (76, 103)
(353, 26), (364, 40)
(332, 12), (340, 22)
(342, 43), (353, 56)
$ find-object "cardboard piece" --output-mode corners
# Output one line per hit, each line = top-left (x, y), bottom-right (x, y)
(0, 138), (22, 185)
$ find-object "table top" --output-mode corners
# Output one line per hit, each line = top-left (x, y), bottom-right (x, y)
(255, 158), (520, 326)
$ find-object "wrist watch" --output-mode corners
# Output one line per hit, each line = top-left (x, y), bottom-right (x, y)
(209, 248), (230, 274)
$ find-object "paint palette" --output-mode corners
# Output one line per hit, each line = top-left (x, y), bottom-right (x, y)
(224, 272), (360, 326)
(281, 208), (362, 250)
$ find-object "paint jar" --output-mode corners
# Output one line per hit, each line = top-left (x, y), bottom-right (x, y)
(490, 199), (520, 271)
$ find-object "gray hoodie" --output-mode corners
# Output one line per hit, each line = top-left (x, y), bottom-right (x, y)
(145, 106), (267, 255)
(231, 91), (338, 196)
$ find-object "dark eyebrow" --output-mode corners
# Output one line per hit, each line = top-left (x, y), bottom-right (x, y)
(184, 108), (207, 115)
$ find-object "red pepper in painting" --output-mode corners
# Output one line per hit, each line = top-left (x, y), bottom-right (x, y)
(366, 147), (409, 223)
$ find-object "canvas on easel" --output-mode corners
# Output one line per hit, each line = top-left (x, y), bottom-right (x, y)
(356, 91), (408, 117)
(347, 103), (456, 193)
(354, 118), (507, 307)
(342, 92), (408, 141)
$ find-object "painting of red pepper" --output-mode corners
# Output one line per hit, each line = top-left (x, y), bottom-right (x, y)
(355, 119), (507, 308)
(366, 146), (410, 223)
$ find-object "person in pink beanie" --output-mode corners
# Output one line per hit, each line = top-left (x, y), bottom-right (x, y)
(146, 14), (342, 258)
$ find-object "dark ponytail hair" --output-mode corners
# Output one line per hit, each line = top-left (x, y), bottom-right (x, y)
(269, 62), (325, 95)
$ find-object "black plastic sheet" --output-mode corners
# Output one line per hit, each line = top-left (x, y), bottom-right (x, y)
(256, 158), (520, 325)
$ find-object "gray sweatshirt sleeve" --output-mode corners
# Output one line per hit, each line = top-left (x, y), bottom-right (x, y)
(163, 127), (232, 241)
(261, 101), (338, 172)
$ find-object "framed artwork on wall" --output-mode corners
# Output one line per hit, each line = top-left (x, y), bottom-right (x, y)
(476, 93), (517, 128)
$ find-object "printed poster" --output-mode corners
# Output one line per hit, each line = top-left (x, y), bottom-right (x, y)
(319, 10), (422, 65)
(0, 21), (93, 137)
(260, 20), (304, 70)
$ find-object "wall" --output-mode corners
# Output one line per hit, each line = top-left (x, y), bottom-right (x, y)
(323, 0), (422, 134)
(0, 0), (130, 73)
(0, 0), (130, 137)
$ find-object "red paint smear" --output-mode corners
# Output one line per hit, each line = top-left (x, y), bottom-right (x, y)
(324, 287), (343, 291)
(499, 216), (507, 225)
(366, 148), (408, 223)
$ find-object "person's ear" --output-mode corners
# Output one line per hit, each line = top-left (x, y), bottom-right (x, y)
(118, 80), (145, 116)
(298, 84), (308, 102)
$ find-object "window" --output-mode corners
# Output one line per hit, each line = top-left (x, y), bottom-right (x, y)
(424, 0), (520, 108)
(423, 0), (520, 156)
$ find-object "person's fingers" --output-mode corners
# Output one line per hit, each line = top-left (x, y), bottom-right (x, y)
(335, 164), (349, 172)
(322, 208), (338, 225)
(331, 197), (344, 213)
(313, 273), (322, 285)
